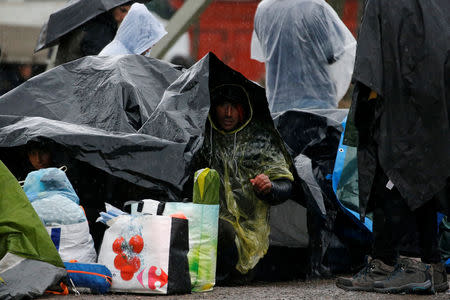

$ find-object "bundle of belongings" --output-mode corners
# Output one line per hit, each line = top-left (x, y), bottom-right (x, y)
(23, 167), (97, 263)
(0, 161), (114, 297)
(22, 166), (114, 294)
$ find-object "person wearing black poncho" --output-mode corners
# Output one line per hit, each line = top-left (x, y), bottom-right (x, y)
(336, 0), (450, 294)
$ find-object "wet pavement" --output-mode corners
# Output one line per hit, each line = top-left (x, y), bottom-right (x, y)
(38, 278), (450, 300)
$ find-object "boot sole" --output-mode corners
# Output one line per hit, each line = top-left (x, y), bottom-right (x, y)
(373, 280), (433, 294)
(336, 283), (374, 292)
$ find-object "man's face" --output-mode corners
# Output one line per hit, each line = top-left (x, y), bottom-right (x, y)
(112, 5), (131, 25)
(214, 100), (240, 132)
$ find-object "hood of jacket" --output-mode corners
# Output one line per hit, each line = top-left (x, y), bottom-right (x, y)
(207, 84), (254, 135)
(99, 3), (167, 56)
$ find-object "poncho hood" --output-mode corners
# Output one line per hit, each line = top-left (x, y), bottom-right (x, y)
(251, 0), (356, 111)
(207, 84), (254, 135)
(99, 3), (167, 56)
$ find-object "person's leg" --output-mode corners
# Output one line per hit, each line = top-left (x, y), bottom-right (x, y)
(216, 219), (238, 285)
(373, 199), (436, 294)
(370, 170), (399, 266)
(336, 166), (395, 291)
(416, 198), (440, 264)
(416, 197), (448, 292)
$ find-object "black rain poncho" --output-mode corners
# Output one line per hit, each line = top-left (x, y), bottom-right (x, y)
(344, 0), (450, 217)
(251, 0), (356, 111)
(197, 84), (294, 274)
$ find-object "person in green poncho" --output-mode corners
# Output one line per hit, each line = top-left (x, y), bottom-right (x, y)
(196, 84), (294, 285)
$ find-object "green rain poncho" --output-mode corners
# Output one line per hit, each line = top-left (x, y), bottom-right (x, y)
(0, 160), (66, 299)
(0, 161), (64, 267)
(198, 84), (294, 274)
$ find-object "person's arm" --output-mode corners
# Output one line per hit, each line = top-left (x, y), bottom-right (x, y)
(250, 174), (293, 205)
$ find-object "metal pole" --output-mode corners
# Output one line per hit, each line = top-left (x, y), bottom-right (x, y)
(151, 0), (214, 59)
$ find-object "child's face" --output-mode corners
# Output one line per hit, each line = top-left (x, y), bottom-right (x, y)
(28, 149), (52, 170)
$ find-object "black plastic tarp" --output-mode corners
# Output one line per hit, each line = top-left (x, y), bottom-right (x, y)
(273, 109), (372, 275)
(0, 53), (371, 276)
(0, 55), (192, 248)
(0, 55), (188, 199)
(345, 0), (450, 215)
(0, 53), (282, 204)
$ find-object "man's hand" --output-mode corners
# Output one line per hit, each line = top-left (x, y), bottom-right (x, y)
(250, 174), (272, 195)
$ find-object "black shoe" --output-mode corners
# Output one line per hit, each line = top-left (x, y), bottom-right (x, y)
(336, 258), (394, 292)
(373, 257), (434, 294)
(220, 268), (256, 286)
(432, 262), (449, 293)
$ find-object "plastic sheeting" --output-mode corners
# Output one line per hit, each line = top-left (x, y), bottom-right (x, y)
(273, 109), (372, 275)
(0, 254), (67, 299)
(0, 55), (184, 199)
(332, 117), (360, 216)
(251, 0), (356, 112)
(0, 53), (371, 276)
(24, 167), (80, 204)
(99, 3), (167, 56)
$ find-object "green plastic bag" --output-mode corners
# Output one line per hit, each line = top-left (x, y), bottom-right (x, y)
(193, 168), (220, 205)
(163, 168), (220, 292)
(164, 202), (219, 292)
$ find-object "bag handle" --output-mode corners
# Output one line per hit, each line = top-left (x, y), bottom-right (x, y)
(68, 278), (81, 296)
